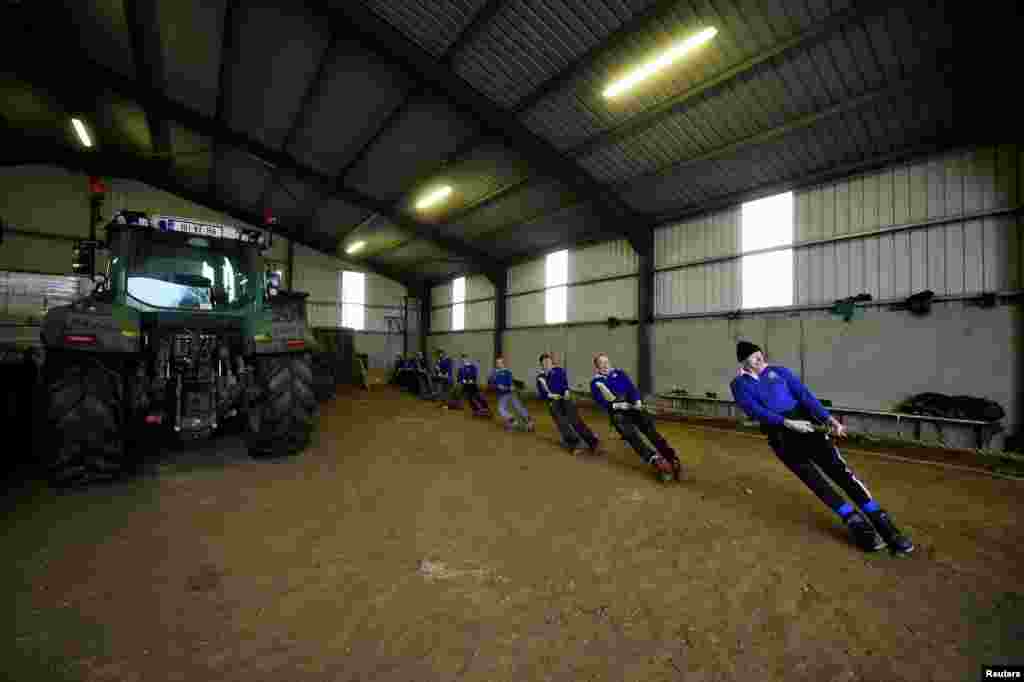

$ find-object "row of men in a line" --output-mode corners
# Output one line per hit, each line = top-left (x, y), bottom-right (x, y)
(390, 342), (914, 555)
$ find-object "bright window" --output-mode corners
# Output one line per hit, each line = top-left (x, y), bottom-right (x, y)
(741, 192), (793, 309)
(452, 277), (465, 331)
(342, 270), (365, 330)
(545, 250), (568, 324)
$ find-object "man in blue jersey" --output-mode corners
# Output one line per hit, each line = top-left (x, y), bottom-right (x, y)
(537, 352), (601, 455)
(432, 349), (455, 404)
(591, 353), (684, 481)
(730, 340), (913, 554)
(488, 356), (535, 431)
(457, 354), (491, 417)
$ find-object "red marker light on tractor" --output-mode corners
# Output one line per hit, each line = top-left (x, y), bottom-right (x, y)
(287, 339), (305, 349)
(64, 334), (97, 345)
(145, 414), (163, 425)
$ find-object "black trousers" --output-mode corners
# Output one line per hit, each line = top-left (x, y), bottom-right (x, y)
(763, 406), (873, 511)
(547, 399), (599, 449)
(610, 409), (676, 464)
(461, 383), (489, 412)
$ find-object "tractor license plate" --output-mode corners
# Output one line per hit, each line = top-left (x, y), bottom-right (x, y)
(158, 217), (223, 239)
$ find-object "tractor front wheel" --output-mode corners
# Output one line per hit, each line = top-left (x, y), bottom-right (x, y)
(42, 354), (127, 487)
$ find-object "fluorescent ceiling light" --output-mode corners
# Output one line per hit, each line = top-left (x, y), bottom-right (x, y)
(345, 240), (366, 255)
(603, 27), (718, 99)
(71, 118), (93, 148)
(415, 185), (453, 210)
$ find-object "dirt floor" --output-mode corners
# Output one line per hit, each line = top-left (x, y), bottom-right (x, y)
(4, 386), (1023, 682)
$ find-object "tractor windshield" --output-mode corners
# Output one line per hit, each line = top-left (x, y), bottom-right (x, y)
(126, 237), (257, 311)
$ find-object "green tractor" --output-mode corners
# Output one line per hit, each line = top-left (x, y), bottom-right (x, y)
(38, 211), (319, 486)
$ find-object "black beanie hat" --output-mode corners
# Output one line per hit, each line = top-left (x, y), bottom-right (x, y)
(736, 340), (761, 363)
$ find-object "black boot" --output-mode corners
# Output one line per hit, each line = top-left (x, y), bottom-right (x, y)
(867, 510), (914, 554)
(845, 512), (886, 552)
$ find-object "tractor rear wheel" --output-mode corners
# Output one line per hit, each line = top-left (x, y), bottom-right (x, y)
(246, 354), (318, 457)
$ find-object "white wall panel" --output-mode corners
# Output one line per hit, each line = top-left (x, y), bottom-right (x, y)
(306, 301), (340, 329)
(292, 243), (339, 302)
(654, 261), (740, 316)
(364, 306), (404, 334)
(508, 291), (546, 327)
(467, 274), (495, 300)
(655, 206), (741, 269)
(508, 258), (546, 293)
(569, 278), (637, 322)
(792, 145), (1022, 306)
(432, 307), (451, 333)
(466, 299), (495, 329)
(366, 273), (407, 307)
(432, 283), (452, 307)
(354, 332), (403, 370)
(569, 239), (638, 282)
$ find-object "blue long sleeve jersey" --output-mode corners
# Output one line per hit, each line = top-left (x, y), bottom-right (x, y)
(488, 367), (515, 393)
(436, 357), (453, 381)
(590, 369), (641, 410)
(536, 367), (570, 399)
(729, 365), (831, 427)
(457, 363), (479, 384)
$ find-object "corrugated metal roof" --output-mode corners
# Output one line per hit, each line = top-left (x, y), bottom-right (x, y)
(170, 124), (214, 191)
(266, 174), (322, 224)
(471, 200), (611, 257)
(344, 94), (479, 202)
(577, 21), (897, 186)
(372, 240), (460, 271)
(288, 44), (412, 176)
(223, 4), (330, 150)
(158, 0), (225, 118)
(454, 0), (656, 108)
(623, 82), (954, 216)
(69, 1), (135, 79)
(213, 147), (272, 211)
(311, 199), (374, 240)
(517, 0), (801, 149)
(341, 214), (411, 256)
(396, 142), (534, 223)
(362, 0), (492, 59)
(444, 179), (578, 241)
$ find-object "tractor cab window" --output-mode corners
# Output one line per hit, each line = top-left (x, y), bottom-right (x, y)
(126, 238), (255, 311)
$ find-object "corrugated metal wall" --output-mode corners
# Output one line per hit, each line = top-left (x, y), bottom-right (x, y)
(429, 275), (497, 332)
(654, 207), (742, 316)
(293, 244), (408, 334)
(0, 271), (88, 324)
(431, 307), (451, 334)
(507, 241), (640, 327)
(569, 239), (638, 282)
(507, 258), (546, 294)
(794, 145), (1022, 303)
(568, 278), (637, 322)
(507, 291), (545, 328)
(653, 145), (1023, 316)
